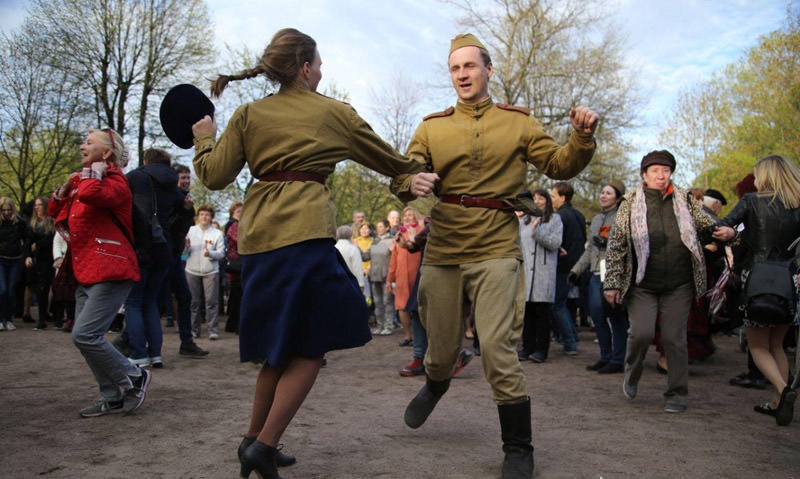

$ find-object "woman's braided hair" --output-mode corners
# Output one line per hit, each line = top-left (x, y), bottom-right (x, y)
(210, 28), (317, 98)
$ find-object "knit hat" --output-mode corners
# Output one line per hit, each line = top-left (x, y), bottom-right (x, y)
(735, 173), (757, 198)
(640, 150), (676, 173)
(607, 179), (626, 197)
(449, 33), (487, 55)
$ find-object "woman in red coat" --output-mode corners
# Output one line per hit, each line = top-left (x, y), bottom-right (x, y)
(49, 128), (150, 418)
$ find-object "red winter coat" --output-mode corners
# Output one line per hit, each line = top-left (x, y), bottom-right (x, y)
(49, 167), (140, 286)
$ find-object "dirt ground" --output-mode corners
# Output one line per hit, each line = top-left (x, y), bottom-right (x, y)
(1, 312), (799, 479)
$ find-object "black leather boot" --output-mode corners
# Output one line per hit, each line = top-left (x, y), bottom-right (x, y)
(239, 436), (297, 467)
(498, 398), (534, 479)
(404, 376), (451, 429)
(240, 440), (284, 479)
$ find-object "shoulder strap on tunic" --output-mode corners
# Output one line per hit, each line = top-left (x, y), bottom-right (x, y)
(496, 104), (531, 115)
(423, 107), (455, 121)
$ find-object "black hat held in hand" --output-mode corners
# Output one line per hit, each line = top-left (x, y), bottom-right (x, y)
(160, 84), (215, 149)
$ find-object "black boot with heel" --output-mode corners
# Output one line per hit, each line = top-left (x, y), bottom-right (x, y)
(498, 398), (534, 479)
(240, 440), (284, 479)
(239, 436), (296, 467)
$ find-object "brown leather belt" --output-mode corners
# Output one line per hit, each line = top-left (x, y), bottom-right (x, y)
(258, 171), (327, 184)
(439, 194), (513, 211)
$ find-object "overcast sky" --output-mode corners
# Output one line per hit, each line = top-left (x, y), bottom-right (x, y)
(0, 0), (795, 163)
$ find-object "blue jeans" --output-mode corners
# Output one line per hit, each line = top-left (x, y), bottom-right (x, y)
(552, 271), (579, 351)
(411, 311), (428, 360)
(0, 258), (21, 323)
(587, 274), (628, 363)
(73, 281), (139, 401)
(125, 260), (170, 360)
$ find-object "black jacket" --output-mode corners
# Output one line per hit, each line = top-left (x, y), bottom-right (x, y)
(127, 163), (184, 261)
(555, 202), (586, 273)
(0, 216), (29, 259)
(722, 192), (800, 268)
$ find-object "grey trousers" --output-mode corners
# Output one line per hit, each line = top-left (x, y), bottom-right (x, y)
(73, 281), (140, 401)
(187, 272), (219, 336)
(370, 280), (395, 331)
(624, 283), (694, 404)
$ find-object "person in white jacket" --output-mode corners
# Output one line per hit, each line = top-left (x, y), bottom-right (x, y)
(185, 204), (226, 339)
(334, 225), (364, 291)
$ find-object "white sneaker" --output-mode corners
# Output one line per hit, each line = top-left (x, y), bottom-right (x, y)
(379, 328), (394, 336)
(209, 333), (220, 340)
(0, 322), (5, 331)
(5, 322), (16, 331)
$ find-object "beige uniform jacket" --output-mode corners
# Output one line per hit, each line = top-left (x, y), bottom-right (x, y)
(193, 89), (427, 255)
(392, 98), (596, 265)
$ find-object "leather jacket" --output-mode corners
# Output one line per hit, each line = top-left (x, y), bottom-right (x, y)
(721, 192), (800, 267)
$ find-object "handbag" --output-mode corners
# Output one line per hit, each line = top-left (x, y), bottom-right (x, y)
(741, 250), (798, 325)
(53, 248), (78, 302)
(707, 252), (733, 318)
(227, 257), (242, 273)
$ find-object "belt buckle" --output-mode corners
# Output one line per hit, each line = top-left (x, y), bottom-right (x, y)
(459, 195), (469, 207)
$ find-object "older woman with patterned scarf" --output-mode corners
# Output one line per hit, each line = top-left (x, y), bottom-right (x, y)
(603, 150), (724, 414)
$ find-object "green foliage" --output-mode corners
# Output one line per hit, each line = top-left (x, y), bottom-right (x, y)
(662, 7), (800, 199)
(327, 162), (403, 226)
(0, 32), (86, 205)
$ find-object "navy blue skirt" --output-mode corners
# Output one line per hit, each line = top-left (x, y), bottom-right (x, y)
(239, 238), (371, 365)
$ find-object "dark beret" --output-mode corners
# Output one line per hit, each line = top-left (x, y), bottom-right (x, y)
(640, 150), (676, 173)
(704, 188), (727, 205)
(160, 84), (215, 149)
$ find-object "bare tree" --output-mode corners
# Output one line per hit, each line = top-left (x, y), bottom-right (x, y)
(442, 0), (645, 200)
(658, 77), (732, 186)
(369, 69), (424, 153)
(0, 32), (85, 204)
(22, 0), (214, 165)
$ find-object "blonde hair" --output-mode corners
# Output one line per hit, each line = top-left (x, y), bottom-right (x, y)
(89, 128), (128, 167)
(30, 197), (55, 234)
(753, 155), (800, 209)
(0, 197), (19, 224)
(401, 206), (420, 225)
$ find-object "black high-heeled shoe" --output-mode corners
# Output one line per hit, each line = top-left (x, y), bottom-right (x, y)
(240, 440), (283, 479)
(239, 436), (297, 467)
(775, 386), (797, 426)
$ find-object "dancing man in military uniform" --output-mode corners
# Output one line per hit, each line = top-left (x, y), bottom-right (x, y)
(391, 33), (599, 478)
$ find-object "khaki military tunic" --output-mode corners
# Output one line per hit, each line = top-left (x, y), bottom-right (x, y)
(392, 98), (595, 265)
(193, 89), (427, 255)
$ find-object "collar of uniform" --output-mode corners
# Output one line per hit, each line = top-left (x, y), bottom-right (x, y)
(455, 97), (493, 117)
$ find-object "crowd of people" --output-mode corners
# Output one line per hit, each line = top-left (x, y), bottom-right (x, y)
(1, 26), (798, 479)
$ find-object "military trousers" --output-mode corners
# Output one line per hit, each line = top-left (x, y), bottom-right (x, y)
(418, 257), (527, 404)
